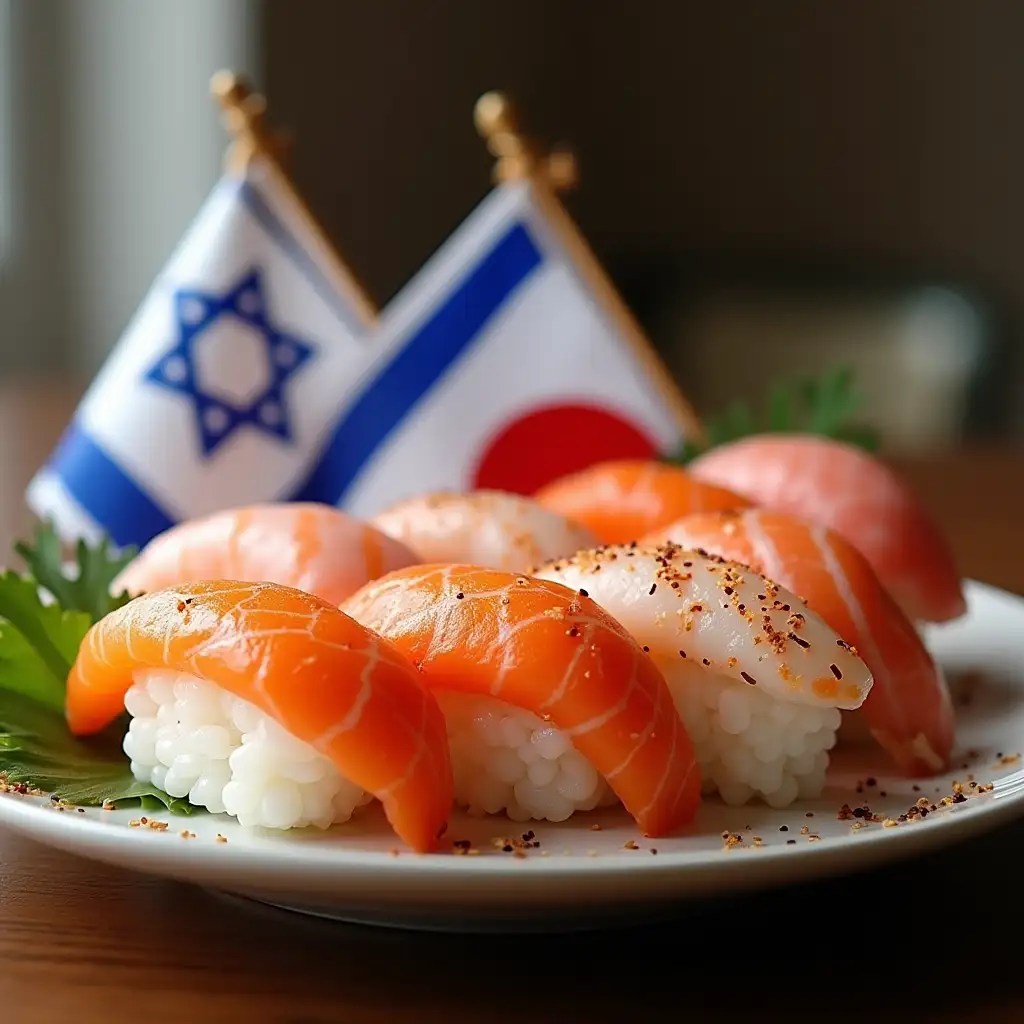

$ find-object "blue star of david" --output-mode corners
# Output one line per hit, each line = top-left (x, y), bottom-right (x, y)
(144, 267), (316, 458)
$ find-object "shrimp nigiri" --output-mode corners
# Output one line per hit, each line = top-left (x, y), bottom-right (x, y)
(533, 545), (873, 808)
(66, 580), (453, 852)
(688, 434), (966, 624)
(641, 509), (955, 776)
(113, 503), (419, 606)
(533, 459), (750, 544)
(342, 566), (700, 835)
(369, 490), (598, 574)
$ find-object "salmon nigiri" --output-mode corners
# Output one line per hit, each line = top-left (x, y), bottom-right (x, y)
(533, 459), (750, 544)
(688, 434), (966, 624)
(342, 566), (700, 835)
(534, 545), (873, 808)
(67, 580), (453, 852)
(370, 490), (598, 573)
(113, 503), (419, 606)
(641, 510), (955, 776)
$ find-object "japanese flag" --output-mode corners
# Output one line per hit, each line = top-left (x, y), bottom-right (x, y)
(289, 178), (698, 517)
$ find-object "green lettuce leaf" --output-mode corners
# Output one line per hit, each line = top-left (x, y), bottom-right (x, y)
(0, 687), (193, 812)
(0, 528), (192, 812)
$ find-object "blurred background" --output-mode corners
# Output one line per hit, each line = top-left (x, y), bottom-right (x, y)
(2, 0), (1023, 455)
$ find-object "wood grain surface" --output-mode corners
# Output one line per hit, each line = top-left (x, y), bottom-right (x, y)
(0, 382), (1021, 1023)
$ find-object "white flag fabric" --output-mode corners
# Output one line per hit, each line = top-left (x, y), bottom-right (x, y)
(27, 156), (377, 549)
(288, 179), (694, 518)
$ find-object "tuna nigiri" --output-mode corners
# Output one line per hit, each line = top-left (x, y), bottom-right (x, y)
(369, 490), (598, 574)
(534, 544), (873, 808)
(342, 566), (700, 835)
(642, 509), (955, 776)
(688, 434), (966, 624)
(113, 503), (419, 606)
(66, 580), (453, 852)
(533, 459), (750, 544)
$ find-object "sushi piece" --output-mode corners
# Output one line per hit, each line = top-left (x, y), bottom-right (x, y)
(688, 434), (966, 624)
(66, 580), (453, 852)
(641, 509), (955, 776)
(113, 503), (419, 606)
(342, 566), (700, 835)
(533, 459), (750, 545)
(369, 490), (599, 574)
(533, 544), (873, 808)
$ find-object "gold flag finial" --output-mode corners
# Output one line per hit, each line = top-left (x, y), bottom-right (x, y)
(474, 91), (577, 192)
(211, 70), (292, 173)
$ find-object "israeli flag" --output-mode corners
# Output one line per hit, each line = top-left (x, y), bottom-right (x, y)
(289, 179), (697, 517)
(27, 156), (378, 549)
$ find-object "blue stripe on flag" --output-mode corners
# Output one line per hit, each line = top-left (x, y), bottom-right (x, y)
(289, 221), (543, 506)
(238, 180), (367, 338)
(47, 423), (176, 549)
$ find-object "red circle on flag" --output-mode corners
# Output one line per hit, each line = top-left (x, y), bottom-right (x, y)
(471, 403), (659, 495)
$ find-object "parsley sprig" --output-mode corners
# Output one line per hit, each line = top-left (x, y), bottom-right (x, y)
(672, 365), (881, 464)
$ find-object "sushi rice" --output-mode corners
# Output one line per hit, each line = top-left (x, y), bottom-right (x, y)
(657, 659), (840, 808)
(437, 692), (617, 822)
(437, 670), (838, 817)
(123, 670), (371, 830)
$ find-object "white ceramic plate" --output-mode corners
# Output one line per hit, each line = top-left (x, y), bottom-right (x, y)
(0, 579), (1022, 933)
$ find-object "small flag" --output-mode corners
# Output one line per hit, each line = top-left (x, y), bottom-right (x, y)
(27, 74), (378, 550)
(290, 93), (701, 517)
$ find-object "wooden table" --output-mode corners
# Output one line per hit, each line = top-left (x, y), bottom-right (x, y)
(0, 383), (1022, 1022)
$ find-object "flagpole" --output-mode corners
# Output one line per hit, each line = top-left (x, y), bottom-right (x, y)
(473, 92), (706, 447)
(209, 70), (380, 327)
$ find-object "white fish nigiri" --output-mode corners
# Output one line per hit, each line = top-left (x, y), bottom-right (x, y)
(370, 489), (598, 573)
(534, 543), (873, 808)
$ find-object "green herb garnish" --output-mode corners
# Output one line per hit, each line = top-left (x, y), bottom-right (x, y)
(0, 688), (192, 812)
(0, 572), (91, 714)
(0, 523), (189, 813)
(15, 519), (137, 621)
(672, 365), (881, 465)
